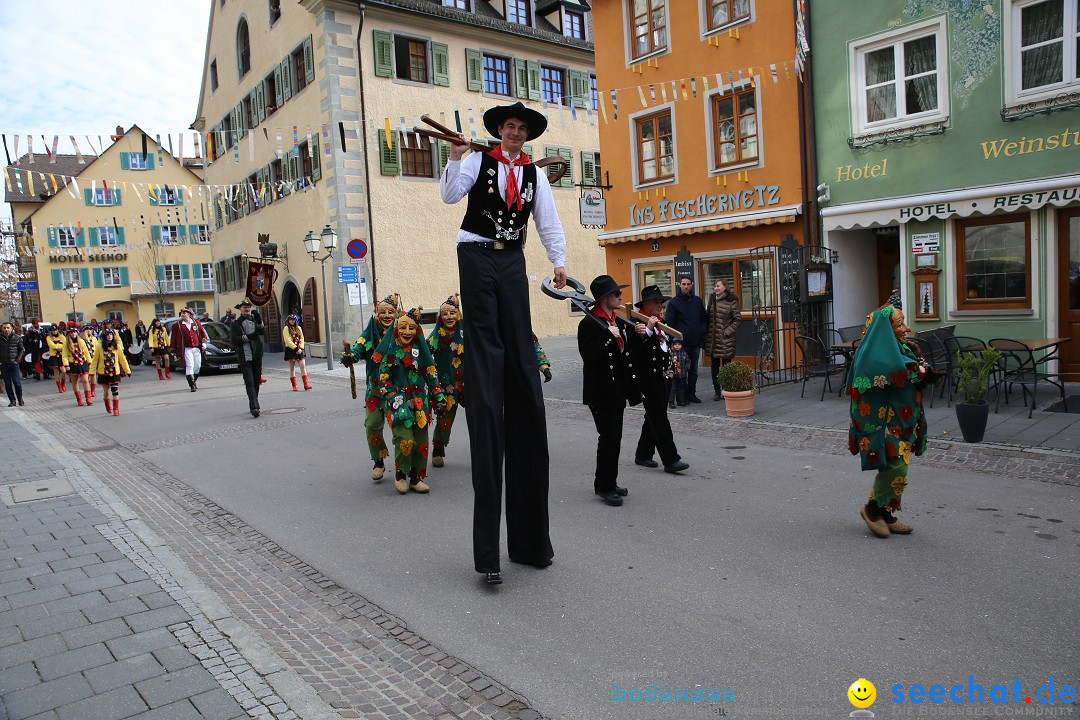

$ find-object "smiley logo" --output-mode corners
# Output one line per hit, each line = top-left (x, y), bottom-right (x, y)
(847, 678), (876, 709)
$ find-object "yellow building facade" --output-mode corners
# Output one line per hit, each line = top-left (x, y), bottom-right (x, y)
(5, 127), (212, 326)
(192, 0), (602, 351)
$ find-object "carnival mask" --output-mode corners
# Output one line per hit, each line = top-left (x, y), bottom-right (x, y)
(396, 316), (419, 344)
(890, 308), (911, 343)
(376, 302), (397, 329)
(440, 305), (460, 329)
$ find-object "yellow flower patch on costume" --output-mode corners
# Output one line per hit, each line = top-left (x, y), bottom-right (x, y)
(399, 439), (414, 456)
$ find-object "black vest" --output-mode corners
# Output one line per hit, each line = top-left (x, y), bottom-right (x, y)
(460, 152), (537, 246)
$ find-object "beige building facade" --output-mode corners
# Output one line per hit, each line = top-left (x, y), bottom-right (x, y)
(5, 127), (212, 326)
(192, 0), (602, 351)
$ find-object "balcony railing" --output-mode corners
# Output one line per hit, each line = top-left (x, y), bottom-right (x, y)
(130, 278), (215, 296)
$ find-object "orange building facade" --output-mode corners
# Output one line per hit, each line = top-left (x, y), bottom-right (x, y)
(592, 0), (811, 364)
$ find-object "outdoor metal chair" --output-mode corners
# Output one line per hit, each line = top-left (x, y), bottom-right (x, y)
(908, 336), (944, 408)
(915, 329), (953, 401)
(794, 335), (843, 401)
(838, 324), (865, 342)
(988, 339), (1069, 419)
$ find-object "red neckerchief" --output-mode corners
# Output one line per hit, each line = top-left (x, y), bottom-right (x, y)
(591, 306), (623, 350)
(486, 147), (531, 211)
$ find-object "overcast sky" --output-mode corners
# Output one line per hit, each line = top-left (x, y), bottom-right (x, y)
(0, 1), (211, 150)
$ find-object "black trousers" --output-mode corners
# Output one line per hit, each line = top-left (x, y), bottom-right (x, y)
(589, 406), (624, 494)
(635, 391), (680, 466)
(458, 243), (553, 573)
(685, 344), (702, 399)
(239, 358), (263, 412)
(710, 356), (732, 394)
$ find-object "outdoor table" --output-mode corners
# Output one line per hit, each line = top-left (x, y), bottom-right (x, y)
(831, 340), (859, 396)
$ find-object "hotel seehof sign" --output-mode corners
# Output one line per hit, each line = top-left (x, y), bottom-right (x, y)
(47, 252), (128, 264)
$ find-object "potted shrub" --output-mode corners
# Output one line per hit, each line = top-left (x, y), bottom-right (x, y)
(716, 360), (755, 417)
(953, 347), (1001, 443)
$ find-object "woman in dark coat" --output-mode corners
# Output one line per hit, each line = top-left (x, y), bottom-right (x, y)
(703, 278), (742, 400)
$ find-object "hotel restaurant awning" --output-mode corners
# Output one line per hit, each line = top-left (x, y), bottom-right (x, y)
(820, 173), (1080, 231)
(596, 204), (802, 246)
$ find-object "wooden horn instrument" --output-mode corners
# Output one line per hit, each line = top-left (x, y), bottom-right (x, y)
(415, 115), (568, 184)
(619, 305), (684, 340)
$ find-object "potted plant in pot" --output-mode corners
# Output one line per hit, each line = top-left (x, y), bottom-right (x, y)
(954, 347), (1001, 443)
(716, 360), (755, 417)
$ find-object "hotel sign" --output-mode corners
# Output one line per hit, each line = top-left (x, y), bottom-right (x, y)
(47, 252), (128, 264)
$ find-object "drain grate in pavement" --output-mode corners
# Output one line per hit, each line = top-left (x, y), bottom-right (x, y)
(10, 479), (76, 503)
(1045, 395), (1079, 414)
(265, 407), (302, 414)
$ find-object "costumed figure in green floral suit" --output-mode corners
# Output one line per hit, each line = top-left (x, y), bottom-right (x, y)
(373, 307), (446, 494)
(847, 304), (936, 538)
(428, 295), (465, 468)
(341, 294), (400, 481)
(533, 334), (552, 383)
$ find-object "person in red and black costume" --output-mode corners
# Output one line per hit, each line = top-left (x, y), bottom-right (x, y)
(578, 276), (643, 508)
(170, 308), (208, 392)
(440, 101), (566, 586)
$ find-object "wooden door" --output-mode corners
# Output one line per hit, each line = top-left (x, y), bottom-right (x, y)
(302, 277), (320, 342)
(876, 233), (900, 307)
(264, 294), (281, 346)
(1058, 208), (1080, 381)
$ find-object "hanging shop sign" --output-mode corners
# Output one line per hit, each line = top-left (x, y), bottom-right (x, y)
(629, 186), (782, 227)
(579, 190), (607, 226)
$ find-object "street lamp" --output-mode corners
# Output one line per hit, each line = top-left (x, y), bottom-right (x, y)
(65, 282), (80, 323)
(304, 224), (338, 370)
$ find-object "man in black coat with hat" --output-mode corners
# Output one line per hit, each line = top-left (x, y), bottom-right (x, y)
(632, 286), (689, 474)
(578, 275), (643, 507)
(440, 101), (566, 584)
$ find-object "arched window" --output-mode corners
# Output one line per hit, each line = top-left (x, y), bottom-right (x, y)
(237, 18), (251, 78)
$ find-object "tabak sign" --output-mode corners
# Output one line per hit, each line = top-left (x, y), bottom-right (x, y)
(629, 185), (782, 227)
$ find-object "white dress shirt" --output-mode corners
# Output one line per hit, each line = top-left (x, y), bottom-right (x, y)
(440, 150), (567, 268)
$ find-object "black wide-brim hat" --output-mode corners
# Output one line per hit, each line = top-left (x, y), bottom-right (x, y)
(234, 297), (254, 309)
(634, 284), (671, 308)
(589, 275), (629, 304)
(483, 102), (547, 141)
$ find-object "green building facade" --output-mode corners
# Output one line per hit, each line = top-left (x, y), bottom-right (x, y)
(811, 0), (1080, 380)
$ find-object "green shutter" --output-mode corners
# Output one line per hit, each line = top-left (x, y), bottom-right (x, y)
(303, 35), (314, 84)
(255, 83), (265, 124)
(515, 58), (529, 99)
(93, 268), (104, 288)
(181, 264), (190, 280)
(522, 144), (533, 158)
(84, 188), (93, 206)
(465, 48), (482, 91)
(377, 129), (399, 175)
(89, 227), (100, 247)
(569, 69), (589, 109)
(120, 153), (130, 170)
(78, 268), (89, 288)
(526, 60), (541, 100)
(289, 154), (299, 185)
(581, 151), (596, 185)
(119, 267), (129, 287)
(432, 42), (449, 86)
(280, 55), (293, 100)
(234, 101), (244, 132)
(192, 263), (203, 279)
(437, 141), (452, 174)
(149, 186), (158, 206)
(116, 227), (126, 245)
(75, 228), (87, 247)
(558, 146), (574, 187)
(311, 143), (322, 181)
(47, 227), (57, 247)
(51, 269), (62, 289)
(373, 30), (393, 78)
(145, 153), (155, 170)
(156, 265), (165, 281)
(177, 225), (188, 244)
(176, 187), (184, 206)
(112, 188), (122, 205)
(273, 65), (284, 106)
(152, 226), (161, 242)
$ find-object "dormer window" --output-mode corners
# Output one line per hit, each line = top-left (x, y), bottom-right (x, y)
(443, 0), (470, 8)
(564, 10), (585, 39)
(507, 0), (531, 26)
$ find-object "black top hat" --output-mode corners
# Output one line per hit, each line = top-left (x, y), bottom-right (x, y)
(589, 275), (629, 304)
(483, 102), (548, 141)
(634, 284), (671, 309)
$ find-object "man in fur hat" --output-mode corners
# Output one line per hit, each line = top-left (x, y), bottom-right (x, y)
(440, 101), (566, 584)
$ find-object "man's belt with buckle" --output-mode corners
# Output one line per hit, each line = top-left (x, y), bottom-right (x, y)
(476, 211), (523, 250)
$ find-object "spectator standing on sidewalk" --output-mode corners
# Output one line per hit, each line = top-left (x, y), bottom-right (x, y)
(704, 278), (742, 400)
(668, 338), (690, 408)
(230, 299), (265, 417)
(664, 277), (707, 404)
(0, 322), (25, 407)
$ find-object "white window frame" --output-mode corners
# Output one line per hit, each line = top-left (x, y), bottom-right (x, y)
(57, 227), (76, 248)
(700, 0), (754, 38)
(1006, 0), (1080, 105)
(163, 264), (183, 293)
(849, 17), (949, 137)
(628, 102), (678, 190)
(60, 269), (79, 287)
(94, 187), (116, 206)
(154, 302), (175, 318)
(98, 226), (118, 246)
(186, 301), (207, 316)
(128, 153), (147, 170)
(157, 185), (178, 206)
(105, 310), (124, 322)
(193, 225), (211, 244)
(563, 9), (586, 39)
(160, 226), (181, 245)
(102, 267), (123, 288)
(199, 263), (215, 281)
(705, 78), (764, 174)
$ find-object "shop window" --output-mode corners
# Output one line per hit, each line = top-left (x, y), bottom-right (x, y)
(955, 214), (1032, 310)
(711, 87), (759, 169)
(701, 256), (775, 309)
(629, 0), (668, 60)
(634, 109), (675, 185)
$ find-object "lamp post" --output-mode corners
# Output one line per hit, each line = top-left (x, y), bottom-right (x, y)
(65, 282), (80, 323)
(304, 225), (338, 370)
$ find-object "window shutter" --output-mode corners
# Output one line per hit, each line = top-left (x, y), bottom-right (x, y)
(119, 267), (129, 287)
(215, 201), (223, 229)
(303, 35), (314, 84)
(113, 188), (122, 205)
(465, 48), (482, 91)
(311, 144), (322, 181)
(234, 101), (244, 132)
(255, 84), (265, 124)
(437, 140), (452, 174)
(523, 144), (534, 158)
(89, 228), (100, 247)
(156, 265), (165, 282)
(581, 151), (596, 185)
(192, 263), (203, 279)
(432, 42), (449, 86)
(84, 188), (94, 206)
(78, 268), (89, 288)
(176, 187), (184, 206)
(526, 60), (541, 100)
(281, 56), (293, 101)
(515, 58), (529, 99)
(93, 268), (104, 288)
(51, 269), (62, 289)
(149, 187), (158, 206)
(120, 153), (130, 170)
(274, 65), (284, 106)
(377, 129), (399, 176)
(569, 70), (589, 108)
(75, 228), (87, 247)
(558, 146), (574, 186)
(373, 30), (393, 78)
(181, 264), (190, 281)
(145, 153), (155, 170)
(152, 226), (161, 242)
(177, 225), (188, 244)
(47, 227), (57, 247)
(116, 227), (126, 245)
(289, 153), (299, 184)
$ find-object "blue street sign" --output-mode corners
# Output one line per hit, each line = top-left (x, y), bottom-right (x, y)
(336, 266), (359, 284)
(15, 281), (38, 291)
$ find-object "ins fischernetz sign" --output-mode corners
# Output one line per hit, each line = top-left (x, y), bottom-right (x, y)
(629, 186), (781, 227)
